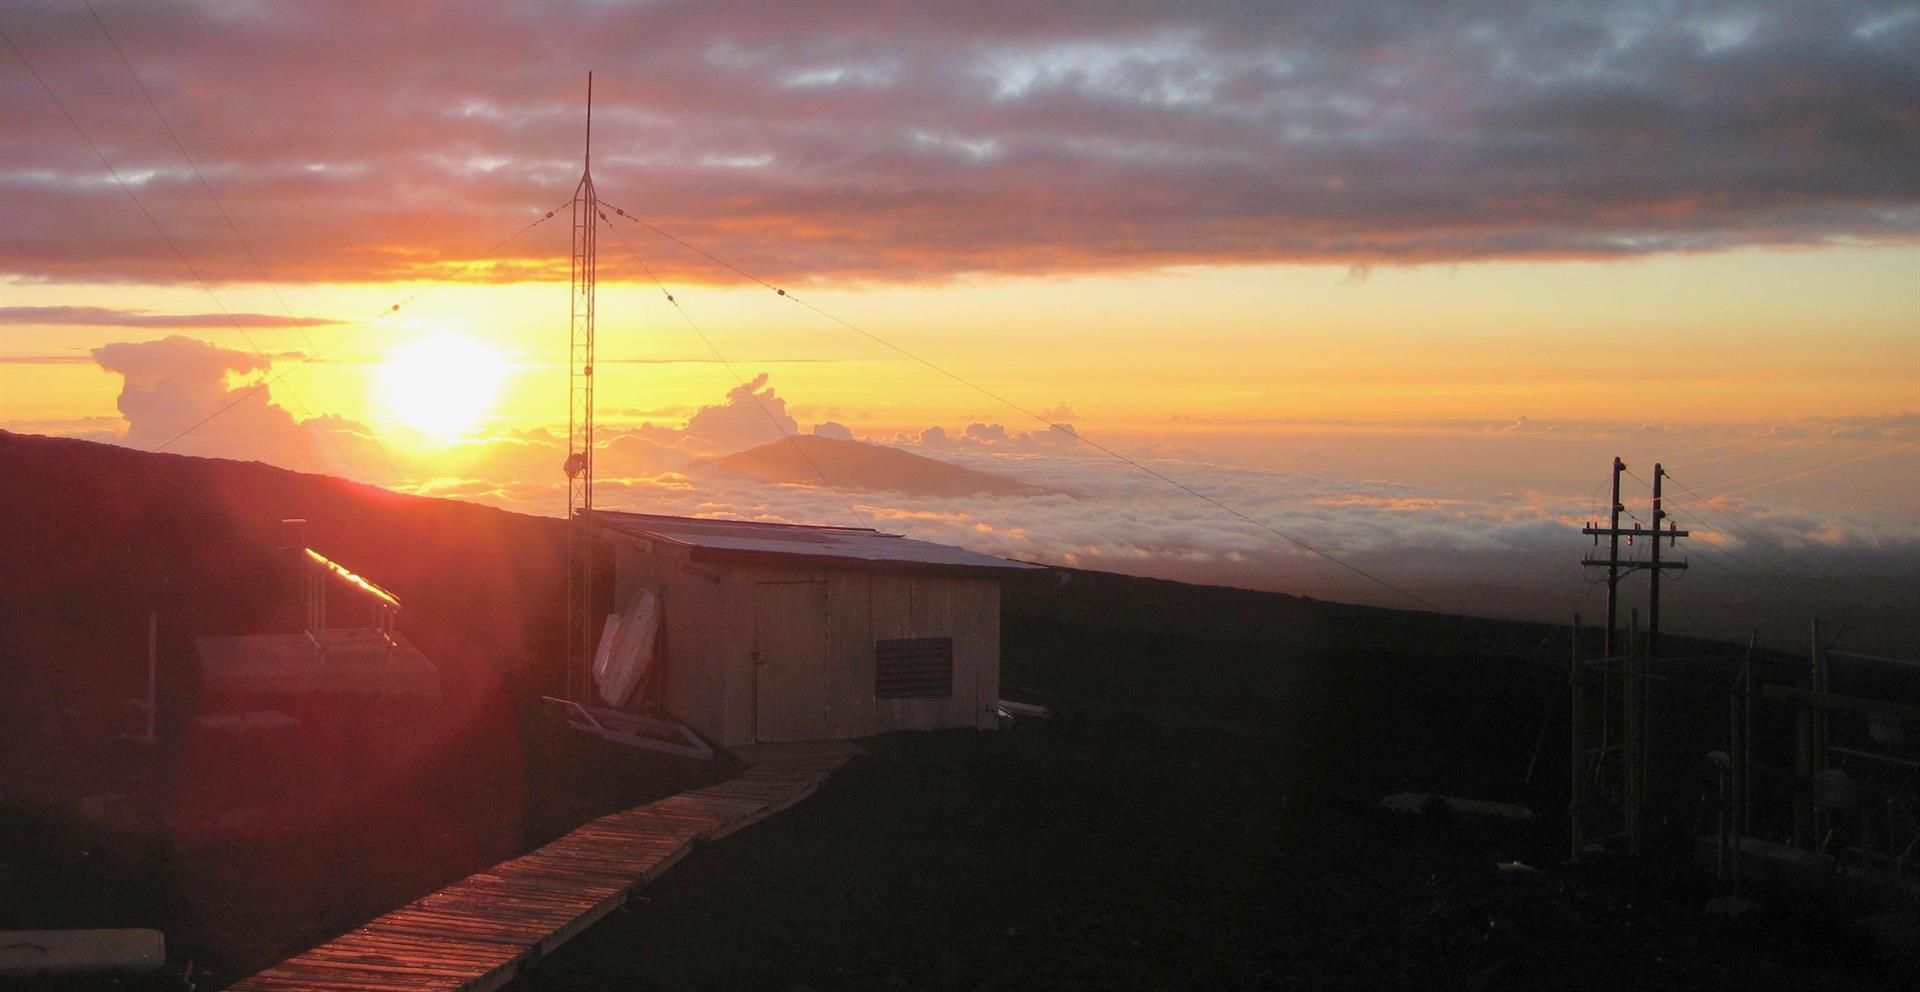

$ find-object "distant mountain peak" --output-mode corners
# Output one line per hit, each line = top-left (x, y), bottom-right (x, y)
(704, 435), (1050, 498)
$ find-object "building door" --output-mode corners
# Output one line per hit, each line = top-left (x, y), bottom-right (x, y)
(752, 580), (830, 742)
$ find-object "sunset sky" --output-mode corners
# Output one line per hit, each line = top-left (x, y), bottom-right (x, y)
(3, 1), (1916, 644)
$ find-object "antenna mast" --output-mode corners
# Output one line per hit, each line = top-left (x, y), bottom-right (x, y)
(563, 71), (598, 703)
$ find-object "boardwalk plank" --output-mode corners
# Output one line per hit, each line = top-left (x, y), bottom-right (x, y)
(228, 741), (857, 992)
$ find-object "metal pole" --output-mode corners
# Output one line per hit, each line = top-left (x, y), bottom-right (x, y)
(1606, 457), (1624, 657)
(565, 70), (600, 703)
(1649, 463), (1665, 659)
(1627, 607), (1641, 855)
(1570, 613), (1585, 864)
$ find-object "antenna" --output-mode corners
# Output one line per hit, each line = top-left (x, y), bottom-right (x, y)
(563, 71), (599, 703)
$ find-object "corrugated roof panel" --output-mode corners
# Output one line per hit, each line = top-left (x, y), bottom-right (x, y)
(596, 511), (1044, 573)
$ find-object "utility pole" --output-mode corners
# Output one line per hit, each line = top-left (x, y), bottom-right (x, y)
(1649, 463), (1669, 657)
(1606, 458), (1624, 655)
(1582, 457), (1690, 656)
(1581, 457), (1690, 855)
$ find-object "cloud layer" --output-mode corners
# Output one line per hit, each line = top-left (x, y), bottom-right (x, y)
(38, 346), (1920, 649)
(0, 305), (340, 329)
(3, 1), (1916, 284)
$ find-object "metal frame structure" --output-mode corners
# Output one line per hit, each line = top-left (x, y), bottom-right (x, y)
(1570, 616), (1920, 888)
(298, 546), (401, 650)
(539, 696), (715, 760)
(550, 75), (713, 760)
(564, 72), (599, 705)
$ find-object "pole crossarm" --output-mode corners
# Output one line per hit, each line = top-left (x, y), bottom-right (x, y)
(1581, 526), (1692, 539)
(1580, 558), (1689, 571)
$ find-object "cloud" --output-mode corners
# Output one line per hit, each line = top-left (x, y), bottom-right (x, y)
(0, 305), (341, 329)
(87, 334), (379, 474)
(91, 335), (274, 449)
(897, 419), (1081, 453)
(1807, 413), (1920, 441)
(680, 372), (798, 452)
(38, 355), (1920, 644)
(1, 1), (1915, 284)
(811, 420), (854, 441)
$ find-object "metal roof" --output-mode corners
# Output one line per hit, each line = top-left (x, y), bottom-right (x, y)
(595, 511), (1045, 575)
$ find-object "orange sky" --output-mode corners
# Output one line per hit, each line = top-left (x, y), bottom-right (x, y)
(5, 243), (1917, 441)
(3, 1), (1918, 644)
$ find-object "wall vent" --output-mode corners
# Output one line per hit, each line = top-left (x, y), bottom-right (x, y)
(875, 637), (953, 699)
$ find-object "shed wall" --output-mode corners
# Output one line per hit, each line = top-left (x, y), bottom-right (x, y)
(733, 564), (1000, 742)
(613, 539), (1002, 747)
(612, 542), (730, 741)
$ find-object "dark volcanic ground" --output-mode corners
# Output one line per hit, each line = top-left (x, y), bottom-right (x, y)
(2, 431), (1913, 989)
(507, 609), (1909, 990)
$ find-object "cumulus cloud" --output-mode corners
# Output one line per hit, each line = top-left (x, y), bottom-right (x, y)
(2, 1), (1916, 284)
(680, 372), (797, 452)
(896, 419), (1081, 454)
(88, 334), (380, 474)
(92, 336), (277, 449)
(811, 420), (854, 441)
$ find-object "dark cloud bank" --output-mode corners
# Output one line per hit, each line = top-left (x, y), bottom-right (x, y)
(2, 0), (1916, 284)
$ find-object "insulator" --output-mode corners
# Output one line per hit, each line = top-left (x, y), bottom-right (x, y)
(777, 288), (786, 296)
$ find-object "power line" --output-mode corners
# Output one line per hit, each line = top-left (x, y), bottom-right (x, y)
(1659, 436), (1920, 507)
(1627, 426), (1783, 467)
(82, 2), (314, 354)
(1705, 438), (1920, 500)
(1669, 433), (1809, 470)
(152, 200), (572, 453)
(595, 211), (870, 531)
(601, 201), (1436, 611)
(2, 22), (344, 458)
(1662, 470), (1835, 582)
(75, 2), (402, 479)
(3, 27), (297, 373)
(1619, 466), (1893, 627)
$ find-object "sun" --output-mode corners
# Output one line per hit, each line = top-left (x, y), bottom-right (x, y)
(374, 331), (510, 440)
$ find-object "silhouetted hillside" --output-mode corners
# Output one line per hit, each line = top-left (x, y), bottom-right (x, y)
(705, 434), (1051, 497)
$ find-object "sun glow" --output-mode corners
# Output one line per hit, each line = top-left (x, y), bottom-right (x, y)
(374, 332), (509, 440)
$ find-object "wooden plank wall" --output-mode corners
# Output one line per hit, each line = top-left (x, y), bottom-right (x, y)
(226, 742), (859, 992)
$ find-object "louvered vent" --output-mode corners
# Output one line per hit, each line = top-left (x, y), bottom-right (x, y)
(875, 637), (953, 699)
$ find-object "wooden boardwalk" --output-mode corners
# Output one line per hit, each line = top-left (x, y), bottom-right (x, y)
(227, 741), (859, 992)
